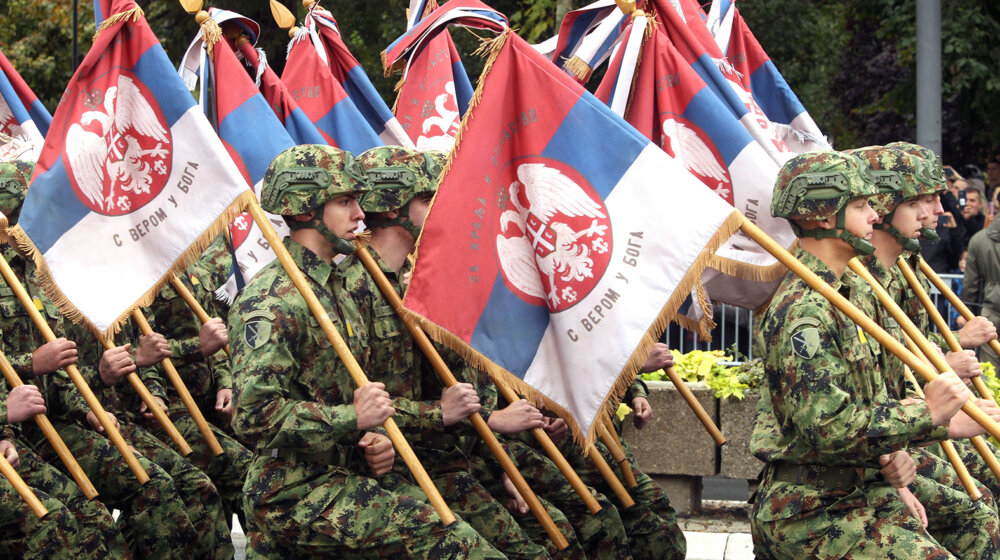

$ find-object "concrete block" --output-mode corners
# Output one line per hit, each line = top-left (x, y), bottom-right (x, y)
(622, 381), (718, 476)
(724, 533), (755, 560)
(649, 474), (702, 515)
(719, 393), (765, 480)
(684, 531), (728, 560)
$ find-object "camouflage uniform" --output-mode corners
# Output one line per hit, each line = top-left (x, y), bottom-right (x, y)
(230, 144), (500, 557)
(141, 261), (251, 529)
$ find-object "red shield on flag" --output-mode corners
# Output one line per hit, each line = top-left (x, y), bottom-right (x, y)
(63, 70), (172, 216)
(494, 156), (613, 313)
(229, 211), (252, 249)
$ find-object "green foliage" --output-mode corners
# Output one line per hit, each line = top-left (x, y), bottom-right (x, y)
(640, 350), (763, 400)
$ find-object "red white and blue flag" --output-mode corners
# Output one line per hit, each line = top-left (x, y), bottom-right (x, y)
(0, 50), (51, 161)
(403, 29), (741, 445)
(12, 1), (253, 334)
(387, 0), (478, 152)
(549, 0), (629, 83)
(301, 5), (413, 148)
(707, 0), (830, 152)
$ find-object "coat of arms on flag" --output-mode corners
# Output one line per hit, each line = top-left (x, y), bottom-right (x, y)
(11, 1), (253, 335)
(403, 26), (742, 446)
(0, 50), (51, 162)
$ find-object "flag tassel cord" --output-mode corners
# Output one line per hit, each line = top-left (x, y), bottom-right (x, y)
(740, 216), (1000, 439)
(0, 251), (150, 484)
(918, 258), (1000, 378)
(354, 245), (573, 547)
(900, 337), (984, 500)
(244, 199), (457, 526)
(131, 308), (224, 456)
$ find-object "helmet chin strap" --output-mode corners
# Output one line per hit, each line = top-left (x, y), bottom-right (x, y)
(287, 211), (357, 255)
(919, 227), (939, 243)
(368, 202), (421, 239)
(874, 210), (922, 252)
(793, 208), (876, 256)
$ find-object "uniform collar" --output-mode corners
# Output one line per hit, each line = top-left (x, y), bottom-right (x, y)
(285, 238), (335, 287)
(795, 247), (843, 291)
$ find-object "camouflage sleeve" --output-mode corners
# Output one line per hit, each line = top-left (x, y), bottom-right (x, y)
(209, 352), (233, 391)
(625, 379), (649, 402)
(6, 349), (33, 379)
(137, 363), (168, 403)
(167, 336), (201, 361)
(50, 369), (91, 421)
(775, 308), (948, 462)
(229, 299), (359, 452)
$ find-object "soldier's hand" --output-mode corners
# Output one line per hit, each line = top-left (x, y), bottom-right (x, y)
(7, 385), (45, 423)
(640, 343), (674, 373)
(0, 439), (20, 469)
(31, 338), (78, 376)
(99, 345), (135, 386)
(542, 416), (568, 441)
(501, 472), (529, 514)
(358, 431), (394, 476)
(86, 410), (119, 435)
(354, 382), (394, 431)
(959, 316), (998, 348)
(215, 388), (233, 424)
(945, 350), (982, 379)
(139, 396), (168, 420)
(136, 333), (170, 367)
(487, 399), (544, 434)
(897, 486), (928, 529)
(948, 399), (1000, 439)
(879, 451), (916, 488)
(956, 315), (969, 328)
(924, 371), (971, 426)
(441, 383), (481, 426)
(199, 318), (229, 357)
(632, 396), (653, 430)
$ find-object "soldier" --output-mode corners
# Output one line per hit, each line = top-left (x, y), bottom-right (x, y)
(849, 145), (1000, 556)
(750, 150), (998, 558)
(228, 144), (502, 557)
(0, 160), (203, 559)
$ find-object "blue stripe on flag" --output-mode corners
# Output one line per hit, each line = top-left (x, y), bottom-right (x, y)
(219, 94), (294, 184)
(690, 54), (747, 120)
(542, 94), (646, 200)
(314, 97), (382, 154)
(452, 60), (474, 117)
(470, 273), (549, 378)
(559, 10), (603, 60)
(750, 62), (805, 126)
(20, 156), (92, 253)
(343, 66), (395, 135)
(132, 44), (197, 128)
(0, 71), (33, 125)
(28, 99), (51, 136)
(284, 107), (327, 145)
(683, 88), (753, 165)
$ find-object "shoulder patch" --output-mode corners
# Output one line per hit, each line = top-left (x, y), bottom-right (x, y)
(242, 310), (276, 350)
(788, 317), (822, 360)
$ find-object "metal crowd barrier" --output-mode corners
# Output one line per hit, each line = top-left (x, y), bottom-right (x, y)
(663, 273), (966, 365)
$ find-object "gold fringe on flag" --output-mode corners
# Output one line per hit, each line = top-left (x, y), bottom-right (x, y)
(195, 11), (223, 60)
(563, 55), (592, 81)
(8, 190), (257, 340)
(94, 4), (144, 39)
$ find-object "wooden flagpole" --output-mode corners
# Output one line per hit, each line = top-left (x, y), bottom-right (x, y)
(596, 418), (638, 488)
(245, 201), (455, 525)
(167, 274), (230, 356)
(739, 218), (1000, 439)
(0, 258), (148, 483)
(0, 453), (47, 519)
(130, 309), (223, 456)
(663, 366), (726, 445)
(0, 350), (97, 499)
(355, 246), (571, 548)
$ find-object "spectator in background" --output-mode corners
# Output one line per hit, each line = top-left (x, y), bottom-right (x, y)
(957, 186), (986, 251)
(986, 155), (1000, 202)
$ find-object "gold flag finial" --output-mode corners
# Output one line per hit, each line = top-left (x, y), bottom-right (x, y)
(270, 0), (299, 38)
(178, 0), (221, 58)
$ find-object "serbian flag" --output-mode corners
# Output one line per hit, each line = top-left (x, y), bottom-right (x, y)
(403, 28), (742, 445)
(11, 1), (253, 335)
(390, 0), (475, 152)
(300, 5), (413, 147)
(709, 0), (830, 152)
(0, 50), (50, 161)
(550, 0), (629, 83)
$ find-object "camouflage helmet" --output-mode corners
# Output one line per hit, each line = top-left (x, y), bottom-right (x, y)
(847, 146), (932, 218)
(771, 150), (878, 255)
(357, 146), (444, 237)
(0, 160), (33, 224)
(886, 141), (947, 195)
(261, 144), (367, 216)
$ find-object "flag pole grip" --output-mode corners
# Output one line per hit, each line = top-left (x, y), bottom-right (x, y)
(355, 246), (570, 548)
(739, 218), (1000, 440)
(130, 309), (223, 456)
(167, 275), (231, 357)
(596, 420), (638, 488)
(0, 257), (149, 484)
(246, 200), (456, 525)
(0, 350), (97, 499)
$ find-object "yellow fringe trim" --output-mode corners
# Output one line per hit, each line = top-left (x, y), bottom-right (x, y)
(199, 13), (223, 60)
(8, 190), (256, 340)
(0, 215), (9, 245)
(94, 5), (144, 39)
(562, 55), (592, 81)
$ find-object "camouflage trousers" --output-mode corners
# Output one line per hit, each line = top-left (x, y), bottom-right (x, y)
(0, 444), (129, 559)
(560, 437), (686, 560)
(912, 446), (1000, 559)
(146, 410), (252, 529)
(383, 448), (560, 560)
(927, 437), (1000, 507)
(245, 459), (505, 559)
(507, 438), (632, 559)
(122, 419), (234, 559)
(27, 420), (199, 559)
